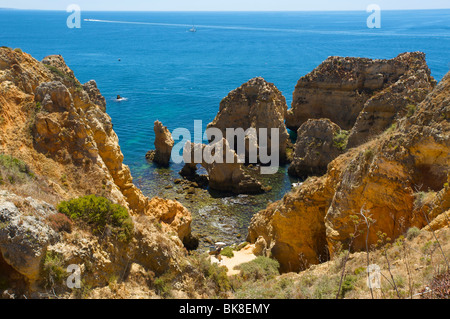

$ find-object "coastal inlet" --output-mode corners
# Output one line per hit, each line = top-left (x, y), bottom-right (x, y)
(132, 162), (296, 250)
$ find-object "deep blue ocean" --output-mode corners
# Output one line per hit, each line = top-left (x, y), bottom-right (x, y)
(1, 10), (449, 245)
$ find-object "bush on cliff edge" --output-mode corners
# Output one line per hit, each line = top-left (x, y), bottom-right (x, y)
(57, 195), (133, 242)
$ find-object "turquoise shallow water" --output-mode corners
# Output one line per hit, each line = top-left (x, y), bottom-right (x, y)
(1, 10), (449, 246)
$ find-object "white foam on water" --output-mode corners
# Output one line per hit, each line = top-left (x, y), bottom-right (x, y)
(84, 18), (450, 38)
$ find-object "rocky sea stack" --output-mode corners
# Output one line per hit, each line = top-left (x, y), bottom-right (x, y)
(287, 52), (437, 178)
(146, 120), (174, 166)
(207, 77), (290, 163)
(180, 139), (265, 194)
(286, 52), (436, 132)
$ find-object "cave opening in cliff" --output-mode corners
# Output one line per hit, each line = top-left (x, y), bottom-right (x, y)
(413, 164), (447, 192)
(0, 252), (28, 295)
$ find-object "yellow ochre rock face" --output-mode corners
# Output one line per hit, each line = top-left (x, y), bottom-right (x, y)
(0, 47), (192, 242)
(207, 77), (290, 162)
(286, 52), (436, 133)
(249, 70), (450, 273)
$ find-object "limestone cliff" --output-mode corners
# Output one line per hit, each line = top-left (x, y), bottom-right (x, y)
(347, 52), (436, 148)
(0, 48), (193, 292)
(286, 52), (435, 133)
(249, 70), (449, 273)
(207, 77), (290, 163)
(288, 118), (345, 178)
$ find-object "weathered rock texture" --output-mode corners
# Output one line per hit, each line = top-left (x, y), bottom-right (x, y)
(207, 77), (290, 163)
(0, 191), (60, 284)
(288, 119), (345, 178)
(286, 52), (435, 133)
(347, 52), (436, 148)
(249, 70), (450, 273)
(0, 48), (194, 291)
(181, 139), (265, 194)
(148, 120), (174, 166)
(82, 80), (106, 112)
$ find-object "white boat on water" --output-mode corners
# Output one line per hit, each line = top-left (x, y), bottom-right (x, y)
(189, 25), (197, 32)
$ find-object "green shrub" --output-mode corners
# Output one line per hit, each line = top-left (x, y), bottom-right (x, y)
(394, 275), (406, 288)
(207, 263), (231, 293)
(333, 130), (350, 151)
(13, 48), (22, 54)
(0, 154), (35, 184)
(234, 276), (297, 299)
(44, 64), (82, 90)
(354, 267), (366, 276)
(153, 273), (175, 298)
(187, 252), (231, 295)
(220, 247), (234, 258)
(406, 227), (421, 240)
(313, 276), (340, 299)
(364, 148), (374, 161)
(35, 101), (42, 112)
(385, 123), (397, 134)
(341, 275), (357, 297)
(406, 104), (416, 117)
(237, 257), (280, 281)
(57, 195), (133, 242)
(236, 242), (249, 251)
(41, 251), (66, 289)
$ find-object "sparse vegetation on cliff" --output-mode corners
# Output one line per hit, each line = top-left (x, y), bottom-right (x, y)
(333, 130), (350, 151)
(57, 195), (134, 242)
(40, 251), (66, 290)
(0, 154), (35, 184)
(43, 64), (82, 90)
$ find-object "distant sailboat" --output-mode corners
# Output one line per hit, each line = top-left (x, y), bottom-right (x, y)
(189, 25), (197, 32)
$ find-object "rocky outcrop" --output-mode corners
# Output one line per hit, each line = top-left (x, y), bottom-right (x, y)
(0, 191), (60, 284)
(146, 197), (193, 245)
(32, 77), (149, 214)
(82, 80), (106, 112)
(248, 173), (336, 273)
(146, 120), (174, 166)
(249, 70), (450, 273)
(286, 52), (435, 132)
(207, 77), (290, 163)
(347, 53), (436, 148)
(181, 139), (265, 194)
(288, 119), (345, 178)
(0, 48), (195, 293)
(46, 212), (188, 290)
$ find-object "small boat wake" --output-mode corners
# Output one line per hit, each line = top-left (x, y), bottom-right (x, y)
(113, 95), (128, 102)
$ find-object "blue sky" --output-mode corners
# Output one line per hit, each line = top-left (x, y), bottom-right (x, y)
(2, 0), (450, 11)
